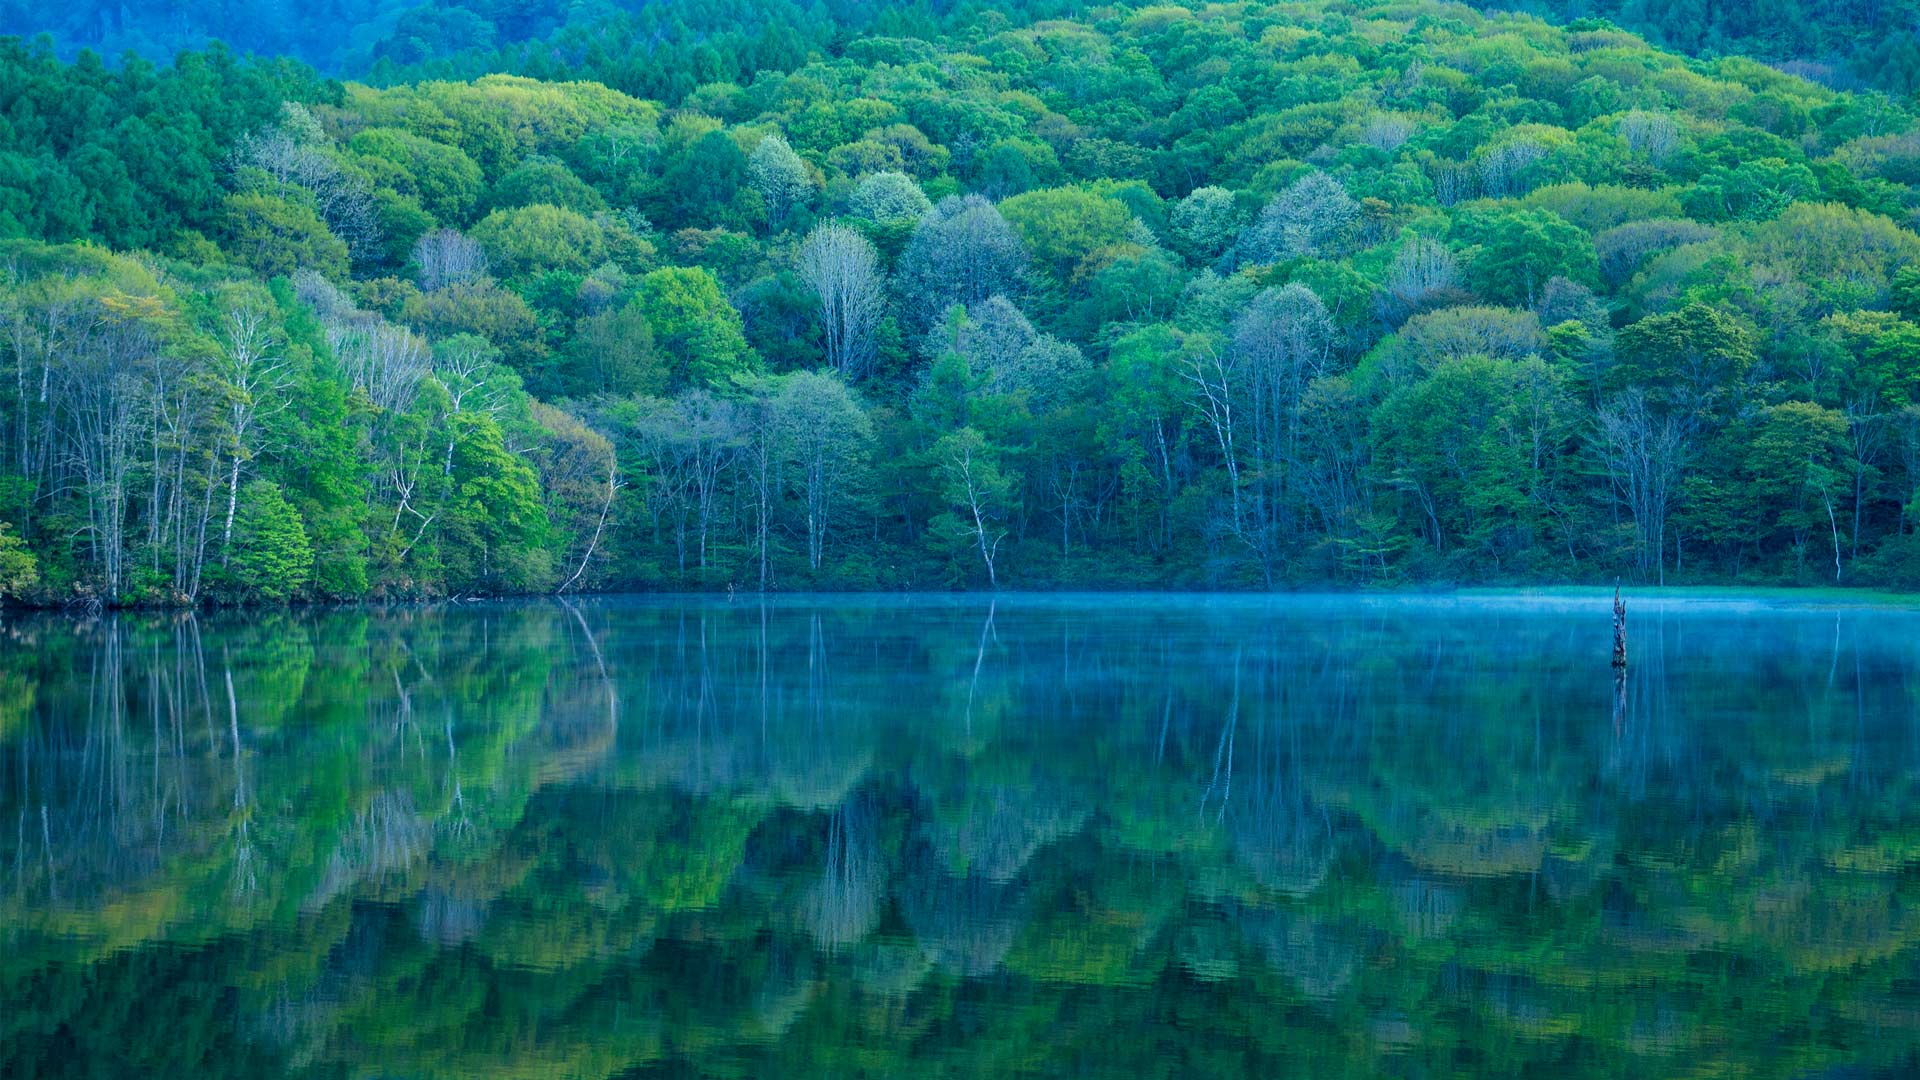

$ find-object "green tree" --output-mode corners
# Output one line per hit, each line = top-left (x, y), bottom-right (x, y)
(747, 132), (814, 232)
(1680, 159), (1820, 222)
(1747, 400), (1850, 580)
(1614, 302), (1758, 412)
(1106, 325), (1202, 548)
(223, 191), (350, 280)
(227, 480), (314, 602)
(348, 127), (487, 224)
(0, 522), (37, 599)
(484, 161), (606, 215)
(470, 204), (607, 278)
(636, 267), (759, 388)
(442, 412), (554, 592)
(401, 280), (545, 365)
(277, 362), (371, 600)
(1372, 355), (1566, 565)
(566, 298), (667, 397)
(661, 129), (749, 227)
(850, 171), (931, 228)
(1451, 207), (1596, 307)
(998, 187), (1136, 284)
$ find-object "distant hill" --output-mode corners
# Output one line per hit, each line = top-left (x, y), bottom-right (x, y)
(0, 0), (943, 79)
(1467, 0), (1920, 94)
(11, 0), (1920, 97)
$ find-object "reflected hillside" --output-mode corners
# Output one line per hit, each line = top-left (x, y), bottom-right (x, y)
(5, 594), (1920, 1077)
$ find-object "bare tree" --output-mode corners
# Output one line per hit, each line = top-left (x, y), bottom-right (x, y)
(1179, 339), (1249, 559)
(1596, 218), (1716, 286)
(802, 794), (884, 950)
(934, 428), (1009, 589)
(215, 303), (293, 567)
(290, 268), (354, 320)
(797, 223), (885, 380)
(1618, 111), (1680, 164)
(529, 401), (620, 593)
(1845, 397), (1889, 566)
(1380, 236), (1463, 322)
(3, 282), (96, 528)
(772, 370), (873, 571)
(432, 335), (507, 418)
(54, 306), (158, 603)
(4, 284), (241, 603)
(736, 379), (781, 590)
(232, 103), (383, 265)
(1475, 137), (1546, 198)
(1360, 113), (1417, 151)
(1232, 283), (1333, 563)
(412, 229), (490, 292)
(1594, 390), (1687, 582)
(899, 195), (1029, 327)
(428, 334), (508, 478)
(630, 392), (744, 574)
(1429, 159), (1479, 206)
(146, 332), (221, 598)
(1296, 375), (1371, 559)
(1238, 171), (1356, 264)
(328, 320), (431, 416)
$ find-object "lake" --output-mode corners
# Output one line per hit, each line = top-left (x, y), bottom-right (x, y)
(4, 592), (1920, 1077)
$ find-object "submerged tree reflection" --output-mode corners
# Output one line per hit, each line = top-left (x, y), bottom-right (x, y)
(5, 595), (1920, 1077)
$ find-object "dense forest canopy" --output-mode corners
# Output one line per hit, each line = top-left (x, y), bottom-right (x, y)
(0, 0), (975, 83)
(15, 0), (1920, 96)
(7, 0), (1920, 602)
(1469, 0), (1920, 94)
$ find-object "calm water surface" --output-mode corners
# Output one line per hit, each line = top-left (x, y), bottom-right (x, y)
(4, 592), (1920, 1077)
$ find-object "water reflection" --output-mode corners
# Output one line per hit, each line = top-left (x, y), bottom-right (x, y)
(5, 594), (1920, 1077)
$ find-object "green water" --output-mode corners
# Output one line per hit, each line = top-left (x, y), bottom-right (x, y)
(4, 593), (1920, 1078)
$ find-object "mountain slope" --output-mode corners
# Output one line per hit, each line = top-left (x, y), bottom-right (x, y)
(3, 0), (1920, 602)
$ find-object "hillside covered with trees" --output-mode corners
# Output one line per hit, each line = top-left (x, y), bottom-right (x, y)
(0, 0), (911, 85)
(7, 0), (1920, 603)
(16, 0), (1920, 97)
(1469, 0), (1920, 95)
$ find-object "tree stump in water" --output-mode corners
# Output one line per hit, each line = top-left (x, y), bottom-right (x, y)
(1611, 585), (1627, 669)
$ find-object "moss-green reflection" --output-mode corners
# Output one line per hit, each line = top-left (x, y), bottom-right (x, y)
(5, 594), (1920, 1078)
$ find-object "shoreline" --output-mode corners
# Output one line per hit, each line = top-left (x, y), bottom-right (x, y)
(9, 581), (1920, 619)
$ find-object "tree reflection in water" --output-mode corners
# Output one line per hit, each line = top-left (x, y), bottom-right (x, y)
(5, 593), (1920, 1078)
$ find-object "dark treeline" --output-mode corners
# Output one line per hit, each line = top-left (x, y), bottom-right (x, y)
(1469, 0), (1920, 96)
(8, 1), (1920, 604)
(0, 0), (881, 77)
(17, 0), (1920, 101)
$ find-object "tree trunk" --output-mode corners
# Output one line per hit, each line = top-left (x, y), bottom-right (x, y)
(221, 454), (242, 566)
(1826, 494), (1843, 582)
(1611, 585), (1627, 669)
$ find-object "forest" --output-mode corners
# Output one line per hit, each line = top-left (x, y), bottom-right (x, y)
(8, 0), (1920, 603)
(16, 0), (1920, 97)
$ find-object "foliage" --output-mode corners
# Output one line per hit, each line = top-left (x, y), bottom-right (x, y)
(636, 266), (759, 388)
(5, 0), (1920, 600)
(0, 522), (35, 598)
(226, 480), (314, 601)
